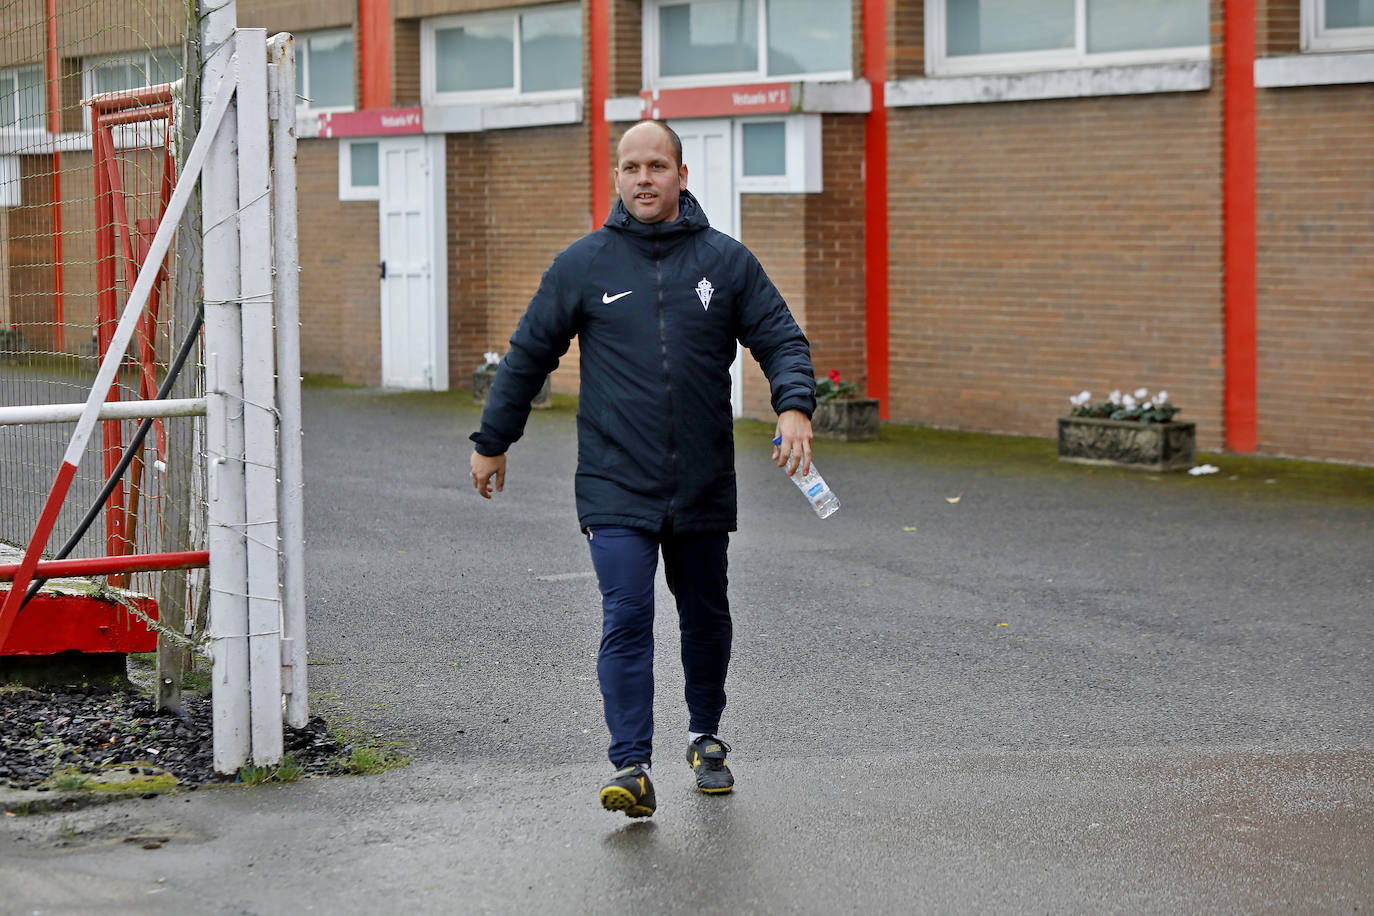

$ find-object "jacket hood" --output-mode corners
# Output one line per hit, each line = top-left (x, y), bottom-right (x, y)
(603, 188), (711, 240)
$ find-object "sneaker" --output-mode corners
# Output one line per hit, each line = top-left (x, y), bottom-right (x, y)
(686, 736), (734, 794)
(599, 764), (656, 818)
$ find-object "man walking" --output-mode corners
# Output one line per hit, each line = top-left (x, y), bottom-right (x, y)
(470, 120), (815, 818)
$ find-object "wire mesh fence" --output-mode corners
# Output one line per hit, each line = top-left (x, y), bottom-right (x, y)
(1, 0), (205, 642)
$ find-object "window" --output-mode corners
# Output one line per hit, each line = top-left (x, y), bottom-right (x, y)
(740, 120), (786, 176)
(0, 66), (45, 130)
(338, 139), (380, 201)
(421, 4), (581, 105)
(647, 0), (852, 87)
(81, 49), (182, 134)
(298, 30), (355, 112)
(84, 48), (181, 99)
(927, 0), (1209, 75)
(733, 114), (821, 192)
(1304, 0), (1374, 50)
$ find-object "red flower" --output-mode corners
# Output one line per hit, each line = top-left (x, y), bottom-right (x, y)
(828, 369), (841, 383)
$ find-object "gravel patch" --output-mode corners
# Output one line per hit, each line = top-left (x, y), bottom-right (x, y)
(1, 686), (343, 789)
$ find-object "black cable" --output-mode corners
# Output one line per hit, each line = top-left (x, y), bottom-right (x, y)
(20, 304), (205, 609)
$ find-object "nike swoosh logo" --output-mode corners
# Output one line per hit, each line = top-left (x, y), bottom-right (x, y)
(602, 290), (633, 304)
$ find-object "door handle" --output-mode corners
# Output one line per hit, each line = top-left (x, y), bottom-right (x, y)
(379, 260), (387, 279)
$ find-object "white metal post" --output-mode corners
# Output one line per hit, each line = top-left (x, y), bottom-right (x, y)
(235, 29), (284, 766)
(269, 32), (309, 727)
(201, 0), (250, 775)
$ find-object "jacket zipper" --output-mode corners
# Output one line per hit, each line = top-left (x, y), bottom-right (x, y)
(656, 244), (678, 519)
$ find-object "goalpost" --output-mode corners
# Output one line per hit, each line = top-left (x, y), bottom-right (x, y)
(0, 1), (306, 774)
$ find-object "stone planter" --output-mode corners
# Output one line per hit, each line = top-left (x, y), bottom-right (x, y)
(1057, 416), (1196, 471)
(813, 397), (880, 441)
(472, 369), (551, 409)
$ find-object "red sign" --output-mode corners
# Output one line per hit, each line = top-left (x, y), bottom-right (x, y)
(318, 107), (423, 138)
(639, 83), (792, 119)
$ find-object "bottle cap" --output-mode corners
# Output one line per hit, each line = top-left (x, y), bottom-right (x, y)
(772, 435), (782, 446)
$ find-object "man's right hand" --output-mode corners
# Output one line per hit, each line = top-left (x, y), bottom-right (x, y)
(470, 451), (507, 499)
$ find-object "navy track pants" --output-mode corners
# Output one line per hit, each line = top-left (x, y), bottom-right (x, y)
(586, 525), (731, 769)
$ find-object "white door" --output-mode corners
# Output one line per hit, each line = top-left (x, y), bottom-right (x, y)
(671, 118), (745, 417)
(379, 135), (448, 390)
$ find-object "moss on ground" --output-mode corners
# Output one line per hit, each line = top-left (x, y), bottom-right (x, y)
(302, 373), (366, 389)
(317, 384), (1372, 506)
(733, 417), (1374, 506)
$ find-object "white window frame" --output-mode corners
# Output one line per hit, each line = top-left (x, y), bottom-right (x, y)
(420, 4), (583, 107)
(1303, 0), (1374, 51)
(733, 114), (821, 193)
(80, 48), (181, 136)
(81, 48), (181, 101)
(1, 154), (21, 206)
(925, 0), (1210, 77)
(0, 65), (46, 131)
(297, 28), (356, 114)
(338, 138), (381, 201)
(644, 0), (853, 89)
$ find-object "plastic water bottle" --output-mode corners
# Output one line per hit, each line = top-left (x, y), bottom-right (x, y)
(773, 435), (840, 519)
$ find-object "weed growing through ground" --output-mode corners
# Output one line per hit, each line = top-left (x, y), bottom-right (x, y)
(337, 743), (409, 776)
(50, 769), (92, 792)
(237, 753), (305, 785)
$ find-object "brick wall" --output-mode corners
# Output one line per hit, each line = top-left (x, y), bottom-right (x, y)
(737, 115), (864, 423)
(806, 115), (866, 397)
(0, 1), (187, 63)
(9, 153), (105, 355)
(7, 149), (178, 358)
(8, 156), (58, 352)
(239, 0), (353, 32)
(740, 194), (807, 420)
(853, 0), (866, 77)
(393, 0), (555, 17)
(1257, 0), (1301, 56)
(1255, 84), (1374, 464)
(59, 59), (84, 134)
(296, 140), (381, 384)
(55, 152), (103, 351)
(889, 0), (924, 79)
(447, 124), (590, 392)
(446, 131), (491, 384)
(608, 0), (643, 97)
(393, 19), (421, 106)
(886, 91), (1225, 448)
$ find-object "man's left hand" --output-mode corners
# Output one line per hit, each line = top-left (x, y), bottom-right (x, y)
(773, 408), (814, 477)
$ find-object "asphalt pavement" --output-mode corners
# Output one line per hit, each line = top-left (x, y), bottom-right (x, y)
(3, 384), (1371, 915)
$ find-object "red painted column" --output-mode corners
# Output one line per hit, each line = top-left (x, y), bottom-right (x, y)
(1224, 0), (1258, 452)
(589, 0), (611, 228)
(359, 0), (392, 109)
(45, 0), (64, 351)
(863, 0), (889, 419)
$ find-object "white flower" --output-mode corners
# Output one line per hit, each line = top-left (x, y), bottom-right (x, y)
(1133, 387), (1149, 400)
(1069, 391), (1091, 407)
(1108, 389), (1122, 405)
(1153, 390), (1169, 405)
(1121, 394), (1137, 410)
(483, 351), (501, 365)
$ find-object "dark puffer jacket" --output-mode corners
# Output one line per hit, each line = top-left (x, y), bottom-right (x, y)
(471, 190), (815, 533)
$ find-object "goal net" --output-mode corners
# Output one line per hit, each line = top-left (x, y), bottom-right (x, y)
(0, 0), (205, 645)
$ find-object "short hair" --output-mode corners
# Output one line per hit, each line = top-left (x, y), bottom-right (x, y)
(653, 120), (684, 168)
(621, 119), (684, 168)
